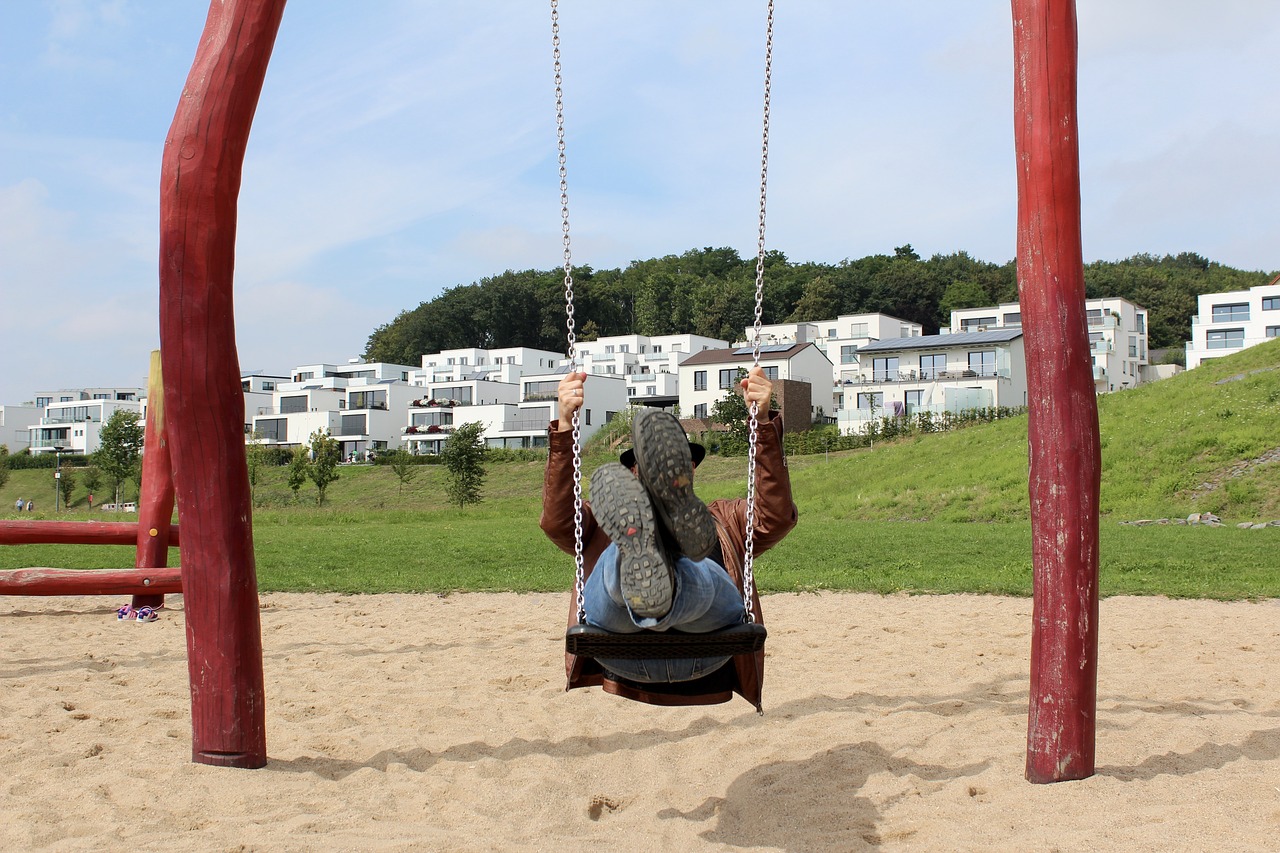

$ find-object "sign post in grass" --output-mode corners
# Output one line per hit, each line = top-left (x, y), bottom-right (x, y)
(1012, 0), (1101, 783)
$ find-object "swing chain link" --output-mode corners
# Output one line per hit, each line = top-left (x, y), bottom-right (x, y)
(551, 0), (587, 621)
(741, 0), (774, 625)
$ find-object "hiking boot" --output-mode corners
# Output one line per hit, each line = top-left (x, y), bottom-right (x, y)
(630, 408), (717, 560)
(590, 462), (675, 619)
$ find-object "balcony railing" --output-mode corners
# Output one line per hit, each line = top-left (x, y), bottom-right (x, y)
(39, 416), (99, 425)
(838, 368), (1007, 386)
(502, 418), (551, 432)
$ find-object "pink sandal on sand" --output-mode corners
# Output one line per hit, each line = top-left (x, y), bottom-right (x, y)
(116, 605), (135, 620)
(134, 606), (159, 623)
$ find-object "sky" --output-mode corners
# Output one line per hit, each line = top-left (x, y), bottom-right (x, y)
(2, 1), (1278, 406)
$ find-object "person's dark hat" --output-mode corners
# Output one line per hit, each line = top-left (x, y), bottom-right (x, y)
(620, 441), (706, 470)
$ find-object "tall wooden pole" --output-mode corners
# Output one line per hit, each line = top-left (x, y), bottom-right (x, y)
(1011, 0), (1101, 783)
(159, 0), (286, 768)
(133, 350), (175, 611)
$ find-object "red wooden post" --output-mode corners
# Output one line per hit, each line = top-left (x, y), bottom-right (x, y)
(134, 350), (176, 611)
(159, 0), (285, 769)
(1011, 0), (1101, 783)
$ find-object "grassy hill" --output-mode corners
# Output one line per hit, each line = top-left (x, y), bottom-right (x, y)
(2, 339), (1277, 598)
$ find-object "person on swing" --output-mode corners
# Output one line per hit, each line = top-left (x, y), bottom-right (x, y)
(540, 365), (797, 686)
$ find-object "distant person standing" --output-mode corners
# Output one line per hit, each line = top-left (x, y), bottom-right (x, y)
(14, 498), (23, 512)
(88, 494), (94, 511)
(25, 500), (34, 512)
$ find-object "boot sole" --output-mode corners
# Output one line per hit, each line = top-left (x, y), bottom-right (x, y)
(590, 463), (674, 619)
(631, 409), (717, 560)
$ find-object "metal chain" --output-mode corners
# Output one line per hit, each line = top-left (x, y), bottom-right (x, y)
(551, 0), (586, 621)
(741, 0), (774, 624)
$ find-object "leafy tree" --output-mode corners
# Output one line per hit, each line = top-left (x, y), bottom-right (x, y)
(711, 369), (752, 443)
(939, 279), (993, 319)
(307, 429), (342, 506)
(81, 466), (102, 496)
(244, 433), (267, 505)
(0, 445), (9, 490)
(387, 448), (419, 496)
(287, 446), (310, 502)
(786, 275), (841, 322)
(440, 422), (486, 508)
(58, 467), (76, 509)
(93, 410), (144, 509)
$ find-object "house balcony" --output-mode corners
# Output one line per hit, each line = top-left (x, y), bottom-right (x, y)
(838, 368), (1007, 386)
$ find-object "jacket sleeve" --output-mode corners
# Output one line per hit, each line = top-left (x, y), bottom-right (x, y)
(748, 414), (799, 554)
(539, 421), (599, 556)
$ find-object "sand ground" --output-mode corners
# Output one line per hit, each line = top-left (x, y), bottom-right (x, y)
(2, 592), (1278, 852)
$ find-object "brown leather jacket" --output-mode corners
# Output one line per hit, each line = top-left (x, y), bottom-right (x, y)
(540, 415), (798, 711)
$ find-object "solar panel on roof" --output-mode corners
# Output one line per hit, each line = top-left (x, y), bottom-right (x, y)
(732, 343), (794, 355)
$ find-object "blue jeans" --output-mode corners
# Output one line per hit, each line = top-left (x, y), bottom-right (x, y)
(582, 542), (746, 683)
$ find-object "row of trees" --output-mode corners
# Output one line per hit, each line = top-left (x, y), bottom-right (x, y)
(245, 423), (488, 509)
(364, 246), (1274, 367)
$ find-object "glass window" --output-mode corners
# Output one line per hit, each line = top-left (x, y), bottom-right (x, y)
(840, 345), (858, 364)
(828, 328), (837, 338)
(1003, 312), (1022, 326)
(694, 371), (707, 391)
(1206, 329), (1245, 349)
(627, 387), (636, 397)
(280, 395), (308, 414)
(339, 414), (367, 436)
(849, 323), (868, 337)
(433, 386), (474, 404)
(871, 357), (899, 382)
(256, 418), (287, 441)
(1135, 314), (1145, 333)
(919, 353), (946, 379)
(762, 366), (779, 380)
(905, 390), (922, 414)
(1266, 326), (1279, 338)
(968, 350), (997, 375)
(960, 316), (997, 331)
(522, 381), (556, 401)
(1212, 303), (1249, 322)
(36, 396), (51, 408)
(1128, 337), (1138, 358)
(693, 403), (707, 419)
(719, 369), (736, 389)
(856, 392), (883, 410)
(1263, 297), (1279, 311)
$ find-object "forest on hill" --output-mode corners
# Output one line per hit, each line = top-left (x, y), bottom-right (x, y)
(363, 246), (1275, 367)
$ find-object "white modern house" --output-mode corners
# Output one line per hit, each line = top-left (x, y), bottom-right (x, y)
(574, 333), (729, 407)
(738, 313), (924, 414)
(836, 329), (1028, 434)
(249, 360), (419, 459)
(0, 405), (39, 452)
(946, 297), (1150, 393)
(403, 367), (628, 454)
(401, 345), (631, 453)
(677, 343), (833, 425)
(414, 346), (564, 385)
(240, 372), (290, 435)
(26, 389), (145, 455)
(1185, 276), (1280, 369)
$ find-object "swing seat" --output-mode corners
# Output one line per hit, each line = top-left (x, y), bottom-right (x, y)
(566, 622), (766, 660)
